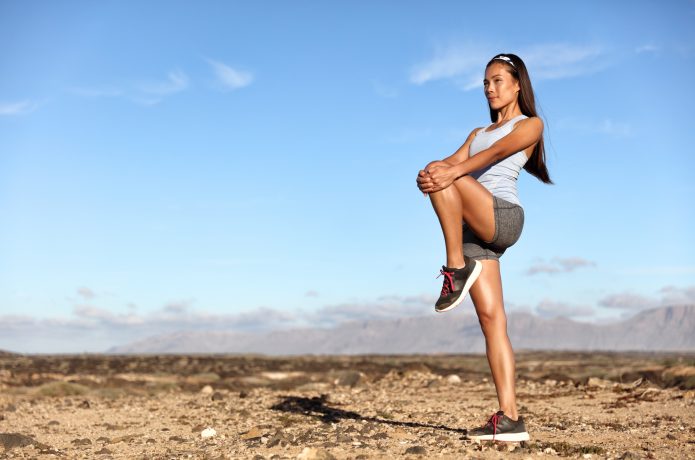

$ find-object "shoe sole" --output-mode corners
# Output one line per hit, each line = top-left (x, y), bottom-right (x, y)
(435, 260), (483, 313)
(466, 432), (530, 442)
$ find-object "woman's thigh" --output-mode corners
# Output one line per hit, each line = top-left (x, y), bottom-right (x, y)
(451, 175), (496, 244)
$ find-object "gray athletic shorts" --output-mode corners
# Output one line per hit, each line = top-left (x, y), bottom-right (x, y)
(462, 196), (524, 261)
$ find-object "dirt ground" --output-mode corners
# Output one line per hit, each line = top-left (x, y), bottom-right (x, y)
(1, 351), (694, 459)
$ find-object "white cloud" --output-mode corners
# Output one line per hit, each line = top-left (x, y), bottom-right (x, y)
(598, 285), (695, 311)
(0, 100), (38, 116)
(307, 294), (443, 327)
(206, 58), (253, 90)
(598, 292), (659, 311)
(535, 299), (595, 319)
(526, 256), (597, 276)
(635, 44), (659, 54)
(410, 42), (607, 91)
(138, 69), (189, 95)
(77, 287), (96, 300)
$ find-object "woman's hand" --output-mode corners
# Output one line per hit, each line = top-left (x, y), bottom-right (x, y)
(417, 161), (447, 196)
(417, 162), (460, 195)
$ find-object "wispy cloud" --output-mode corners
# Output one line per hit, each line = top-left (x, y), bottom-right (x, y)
(77, 287), (96, 300)
(526, 257), (597, 276)
(70, 70), (189, 106)
(410, 42), (607, 91)
(535, 299), (595, 319)
(306, 294), (441, 327)
(635, 44), (659, 54)
(598, 285), (695, 311)
(206, 58), (253, 90)
(133, 69), (189, 105)
(0, 100), (38, 116)
(138, 69), (189, 95)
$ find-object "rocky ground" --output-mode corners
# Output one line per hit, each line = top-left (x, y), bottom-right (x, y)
(0, 351), (694, 459)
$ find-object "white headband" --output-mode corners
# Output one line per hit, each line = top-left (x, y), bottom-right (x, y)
(493, 55), (516, 68)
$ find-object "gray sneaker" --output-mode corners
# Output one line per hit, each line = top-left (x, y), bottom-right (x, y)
(465, 410), (530, 442)
(434, 255), (482, 313)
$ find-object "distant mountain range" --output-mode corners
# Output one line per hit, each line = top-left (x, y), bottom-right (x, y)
(107, 304), (695, 354)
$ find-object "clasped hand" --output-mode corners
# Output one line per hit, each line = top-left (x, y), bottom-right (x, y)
(417, 161), (458, 195)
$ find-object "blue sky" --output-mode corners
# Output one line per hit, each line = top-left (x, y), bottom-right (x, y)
(1, 0), (694, 352)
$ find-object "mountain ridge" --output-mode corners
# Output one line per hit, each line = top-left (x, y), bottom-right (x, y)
(107, 304), (695, 354)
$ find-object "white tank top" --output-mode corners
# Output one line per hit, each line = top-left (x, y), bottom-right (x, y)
(468, 114), (529, 207)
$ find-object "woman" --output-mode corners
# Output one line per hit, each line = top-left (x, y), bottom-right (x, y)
(416, 53), (552, 442)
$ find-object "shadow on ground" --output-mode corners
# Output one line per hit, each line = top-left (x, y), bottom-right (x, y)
(271, 394), (468, 434)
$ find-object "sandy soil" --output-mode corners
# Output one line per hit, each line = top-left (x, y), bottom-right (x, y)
(1, 351), (694, 459)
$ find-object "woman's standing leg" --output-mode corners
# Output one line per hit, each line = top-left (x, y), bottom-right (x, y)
(469, 259), (518, 420)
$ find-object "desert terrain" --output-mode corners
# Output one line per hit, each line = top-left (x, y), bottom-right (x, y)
(1, 351), (694, 459)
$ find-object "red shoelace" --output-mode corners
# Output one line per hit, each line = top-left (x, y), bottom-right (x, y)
(485, 412), (501, 441)
(437, 269), (454, 296)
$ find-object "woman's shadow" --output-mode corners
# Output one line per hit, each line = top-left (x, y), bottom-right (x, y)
(270, 394), (467, 434)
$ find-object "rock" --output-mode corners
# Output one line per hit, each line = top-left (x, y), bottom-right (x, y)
(404, 445), (427, 455)
(168, 435), (186, 442)
(211, 391), (225, 401)
(587, 377), (612, 388)
(295, 382), (331, 392)
(71, 438), (92, 446)
(240, 426), (266, 440)
(445, 374), (462, 384)
(333, 370), (363, 387)
(296, 447), (337, 460)
(267, 431), (289, 448)
(200, 385), (214, 395)
(146, 438), (156, 444)
(662, 366), (695, 389)
(0, 433), (36, 450)
(201, 427), (217, 439)
(95, 447), (113, 455)
(78, 400), (90, 409)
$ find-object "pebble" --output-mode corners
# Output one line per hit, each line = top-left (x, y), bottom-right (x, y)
(200, 385), (214, 395)
(201, 427), (216, 439)
(445, 374), (462, 384)
(405, 445), (427, 455)
(296, 447), (337, 460)
(0, 433), (36, 450)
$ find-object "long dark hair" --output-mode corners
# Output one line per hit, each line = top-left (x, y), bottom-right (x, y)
(486, 53), (553, 184)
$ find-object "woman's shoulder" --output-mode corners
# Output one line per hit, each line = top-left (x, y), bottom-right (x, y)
(514, 115), (544, 131)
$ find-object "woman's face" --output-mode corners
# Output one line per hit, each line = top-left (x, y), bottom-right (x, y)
(484, 62), (519, 110)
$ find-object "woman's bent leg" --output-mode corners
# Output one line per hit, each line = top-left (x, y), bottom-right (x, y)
(428, 176), (496, 268)
(469, 259), (518, 420)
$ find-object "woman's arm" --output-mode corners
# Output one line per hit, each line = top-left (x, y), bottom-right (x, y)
(453, 117), (543, 176)
(439, 127), (483, 166)
(419, 117), (543, 194)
